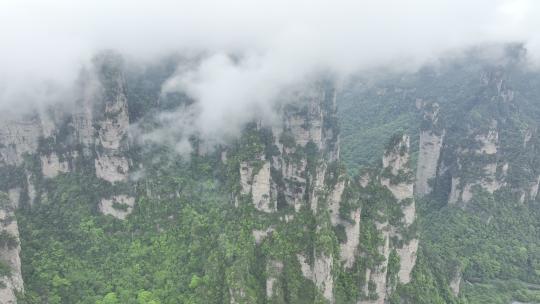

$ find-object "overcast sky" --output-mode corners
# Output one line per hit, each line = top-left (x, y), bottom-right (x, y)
(1, 0), (539, 148)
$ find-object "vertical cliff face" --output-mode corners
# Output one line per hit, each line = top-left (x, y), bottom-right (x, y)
(406, 63), (540, 299)
(415, 101), (444, 198)
(0, 52), (134, 302)
(231, 80), (418, 304)
(359, 134), (417, 304)
(417, 68), (540, 207)
(0, 115), (46, 303)
(232, 80), (341, 303)
(0, 194), (23, 304)
(90, 54), (134, 219)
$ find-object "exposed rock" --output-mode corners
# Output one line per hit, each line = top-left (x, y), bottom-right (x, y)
(362, 134), (418, 302)
(239, 161), (275, 213)
(314, 254), (334, 302)
(252, 227), (274, 244)
(297, 254), (312, 279)
(239, 162), (254, 195)
(396, 238), (419, 284)
(7, 189), (20, 210)
(327, 180), (361, 268)
(297, 253), (334, 303)
(94, 155), (129, 183)
(475, 130), (498, 155)
(266, 260), (283, 299)
(251, 162), (274, 212)
(99, 195), (135, 220)
(310, 164), (327, 213)
(328, 181), (346, 225)
(0, 117), (41, 166)
(416, 130), (444, 196)
(449, 270), (462, 296)
(359, 173), (370, 188)
(97, 97), (129, 150)
(363, 223), (390, 304)
(229, 287), (246, 304)
(448, 177), (461, 204)
(283, 86), (327, 149)
(461, 184), (474, 203)
(381, 179), (414, 202)
(416, 102), (444, 197)
(40, 153), (69, 178)
(530, 175), (540, 201)
(340, 209), (361, 268)
(450, 130), (503, 204)
(25, 172), (37, 205)
(0, 195), (24, 303)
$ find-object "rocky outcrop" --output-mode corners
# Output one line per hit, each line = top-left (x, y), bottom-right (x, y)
(236, 81), (338, 214)
(360, 134), (418, 303)
(92, 57), (131, 186)
(99, 195), (135, 220)
(363, 222), (391, 304)
(265, 260), (283, 300)
(449, 268), (462, 296)
(252, 227), (274, 244)
(0, 194), (23, 303)
(40, 153), (69, 178)
(396, 238), (419, 284)
(94, 155), (129, 183)
(0, 58), (135, 302)
(251, 162), (276, 212)
(416, 102), (444, 197)
(383, 135), (418, 282)
(421, 69), (540, 207)
(328, 180), (361, 268)
(236, 80), (342, 302)
(0, 117), (41, 166)
(297, 253), (334, 303)
(447, 127), (504, 204)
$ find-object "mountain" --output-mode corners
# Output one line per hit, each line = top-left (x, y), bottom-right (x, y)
(0, 45), (539, 304)
(339, 45), (540, 303)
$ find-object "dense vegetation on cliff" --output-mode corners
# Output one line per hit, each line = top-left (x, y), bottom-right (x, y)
(339, 47), (540, 303)
(1, 47), (539, 304)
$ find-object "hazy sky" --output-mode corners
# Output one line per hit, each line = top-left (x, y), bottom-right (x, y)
(1, 0), (539, 149)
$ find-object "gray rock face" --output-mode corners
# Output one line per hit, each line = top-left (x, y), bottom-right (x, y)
(265, 260), (283, 300)
(240, 161), (275, 213)
(0, 194), (24, 304)
(446, 127), (504, 204)
(0, 117), (41, 166)
(0, 55), (136, 301)
(237, 81), (338, 214)
(416, 130), (444, 196)
(99, 195), (135, 220)
(360, 134), (418, 303)
(362, 221), (391, 304)
(252, 227), (274, 244)
(449, 268), (462, 296)
(422, 71), (540, 207)
(93, 70), (131, 185)
(297, 253), (334, 303)
(40, 153), (69, 178)
(238, 80), (342, 302)
(328, 180), (361, 268)
(415, 102), (444, 197)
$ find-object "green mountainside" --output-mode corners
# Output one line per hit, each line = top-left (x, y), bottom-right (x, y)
(339, 45), (540, 303)
(0, 46), (539, 304)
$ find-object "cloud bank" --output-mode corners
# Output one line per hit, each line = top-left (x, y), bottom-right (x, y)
(2, 0), (540, 150)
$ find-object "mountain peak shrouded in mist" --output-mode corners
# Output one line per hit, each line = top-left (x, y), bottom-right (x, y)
(1, 2), (540, 304)
(2, 1), (540, 112)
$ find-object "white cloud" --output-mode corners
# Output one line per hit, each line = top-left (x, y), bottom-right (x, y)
(1, 0), (539, 148)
